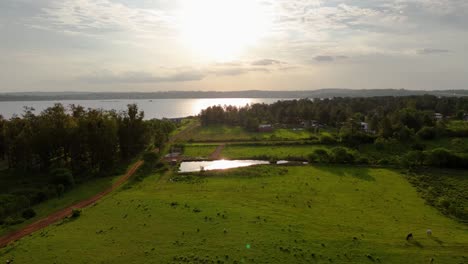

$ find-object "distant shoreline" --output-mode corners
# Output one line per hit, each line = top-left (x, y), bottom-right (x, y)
(0, 89), (466, 102)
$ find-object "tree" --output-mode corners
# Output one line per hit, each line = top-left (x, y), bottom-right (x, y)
(118, 104), (149, 160)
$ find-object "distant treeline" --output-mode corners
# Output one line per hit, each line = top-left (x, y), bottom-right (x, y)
(0, 104), (175, 175)
(201, 95), (468, 131)
(1, 89), (467, 101)
(0, 104), (175, 224)
(200, 95), (468, 168)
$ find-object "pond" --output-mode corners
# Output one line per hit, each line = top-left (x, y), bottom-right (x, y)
(179, 160), (270, 173)
(178, 160), (308, 173)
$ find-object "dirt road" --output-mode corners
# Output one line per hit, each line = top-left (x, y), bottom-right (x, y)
(0, 160), (144, 248)
(209, 144), (226, 160)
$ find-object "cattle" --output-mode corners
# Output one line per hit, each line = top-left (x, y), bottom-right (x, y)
(426, 229), (432, 236)
(406, 233), (413, 241)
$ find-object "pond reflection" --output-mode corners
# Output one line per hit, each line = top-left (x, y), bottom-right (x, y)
(179, 160), (269, 173)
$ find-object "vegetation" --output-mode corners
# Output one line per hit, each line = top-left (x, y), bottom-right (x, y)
(187, 124), (316, 142)
(1, 165), (466, 263)
(406, 169), (468, 222)
(0, 104), (175, 226)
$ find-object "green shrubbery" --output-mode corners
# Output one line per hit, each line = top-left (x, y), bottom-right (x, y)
(308, 147), (356, 164)
(50, 168), (75, 189)
(22, 208), (36, 219)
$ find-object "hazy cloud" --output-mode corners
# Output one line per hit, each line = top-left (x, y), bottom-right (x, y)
(251, 59), (284, 66)
(417, 48), (451, 55)
(79, 70), (205, 84)
(1, 0), (468, 91)
(314, 56), (335, 62)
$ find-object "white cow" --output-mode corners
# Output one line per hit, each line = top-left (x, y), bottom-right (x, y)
(426, 229), (432, 236)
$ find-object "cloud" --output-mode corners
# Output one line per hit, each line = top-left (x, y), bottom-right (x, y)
(34, 0), (173, 38)
(417, 48), (451, 55)
(251, 59), (284, 66)
(314, 55), (335, 62)
(314, 55), (349, 62)
(78, 70), (205, 84)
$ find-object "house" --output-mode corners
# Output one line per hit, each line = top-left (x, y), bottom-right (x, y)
(258, 124), (274, 133)
(360, 122), (370, 132)
(169, 117), (184, 124)
(434, 113), (443, 121)
(464, 114), (468, 122)
(301, 120), (319, 128)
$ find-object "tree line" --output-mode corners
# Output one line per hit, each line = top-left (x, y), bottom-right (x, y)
(200, 95), (468, 134)
(0, 104), (175, 224)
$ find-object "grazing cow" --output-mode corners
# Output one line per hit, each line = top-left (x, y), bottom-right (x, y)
(406, 233), (413, 241)
(426, 229), (432, 236)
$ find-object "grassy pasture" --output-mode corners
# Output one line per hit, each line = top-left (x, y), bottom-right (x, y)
(187, 125), (316, 142)
(1, 165), (466, 263)
(0, 175), (115, 236)
(221, 144), (335, 160)
(183, 144), (219, 158)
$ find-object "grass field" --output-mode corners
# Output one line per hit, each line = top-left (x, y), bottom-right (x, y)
(1, 165), (466, 263)
(221, 144), (336, 160)
(187, 125), (316, 142)
(183, 144), (219, 158)
(0, 175), (115, 236)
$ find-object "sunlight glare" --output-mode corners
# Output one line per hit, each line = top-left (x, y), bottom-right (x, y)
(178, 0), (272, 61)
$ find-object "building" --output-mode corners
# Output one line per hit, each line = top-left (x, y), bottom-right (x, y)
(258, 124), (274, 132)
(301, 120), (319, 128)
(434, 113), (443, 121)
(360, 122), (370, 132)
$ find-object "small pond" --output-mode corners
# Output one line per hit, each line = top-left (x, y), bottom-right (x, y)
(179, 160), (271, 173)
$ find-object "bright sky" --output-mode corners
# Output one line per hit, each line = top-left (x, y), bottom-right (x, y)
(1, 0), (467, 92)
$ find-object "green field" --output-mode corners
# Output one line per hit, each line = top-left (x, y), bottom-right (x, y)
(2, 165), (467, 263)
(183, 144), (219, 158)
(187, 125), (315, 142)
(0, 175), (117, 237)
(221, 144), (336, 160)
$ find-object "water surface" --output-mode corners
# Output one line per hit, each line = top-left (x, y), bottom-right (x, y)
(0, 98), (283, 119)
(179, 160), (270, 173)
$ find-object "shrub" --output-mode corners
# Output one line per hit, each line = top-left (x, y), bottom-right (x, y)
(356, 156), (369, 165)
(330, 147), (355, 164)
(374, 137), (387, 151)
(22, 208), (36, 219)
(143, 151), (160, 169)
(56, 184), (65, 197)
(319, 133), (337, 144)
(417, 126), (437, 140)
(401, 150), (425, 168)
(424, 148), (466, 168)
(51, 168), (75, 188)
(307, 149), (330, 163)
(71, 208), (81, 218)
(3, 216), (24, 226)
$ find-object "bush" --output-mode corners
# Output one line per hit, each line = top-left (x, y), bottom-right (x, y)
(71, 208), (81, 218)
(307, 149), (330, 163)
(319, 133), (337, 144)
(401, 151), (425, 168)
(356, 156), (369, 165)
(330, 147), (355, 164)
(143, 151), (160, 169)
(374, 137), (387, 150)
(417, 126), (437, 140)
(22, 208), (36, 219)
(424, 148), (467, 168)
(2, 216), (24, 226)
(51, 168), (75, 188)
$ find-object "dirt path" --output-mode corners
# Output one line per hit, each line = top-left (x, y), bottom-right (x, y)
(0, 160), (144, 249)
(209, 144), (226, 160)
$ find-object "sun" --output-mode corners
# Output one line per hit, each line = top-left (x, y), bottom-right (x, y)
(178, 0), (271, 61)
